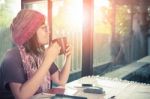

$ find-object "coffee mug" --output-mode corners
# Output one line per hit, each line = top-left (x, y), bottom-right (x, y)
(52, 37), (67, 54)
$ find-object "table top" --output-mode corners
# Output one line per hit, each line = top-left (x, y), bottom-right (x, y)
(31, 76), (150, 99)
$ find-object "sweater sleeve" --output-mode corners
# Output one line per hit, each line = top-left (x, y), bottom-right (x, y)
(49, 63), (58, 75)
(1, 48), (26, 90)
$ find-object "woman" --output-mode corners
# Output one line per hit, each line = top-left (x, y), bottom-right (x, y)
(0, 9), (72, 99)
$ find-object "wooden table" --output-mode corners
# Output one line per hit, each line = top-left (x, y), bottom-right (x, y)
(31, 76), (150, 99)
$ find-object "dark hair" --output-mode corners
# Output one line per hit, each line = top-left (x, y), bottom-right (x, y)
(23, 33), (45, 55)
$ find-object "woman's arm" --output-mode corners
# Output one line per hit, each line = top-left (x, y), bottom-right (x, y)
(9, 43), (60, 99)
(51, 44), (72, 85)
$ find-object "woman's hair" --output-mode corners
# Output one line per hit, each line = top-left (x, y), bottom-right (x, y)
(23, 33), (45, 55)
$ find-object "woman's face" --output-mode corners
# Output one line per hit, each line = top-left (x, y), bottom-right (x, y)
(36, 24), (50, 45)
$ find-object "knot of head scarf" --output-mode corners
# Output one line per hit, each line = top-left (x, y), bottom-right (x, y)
(18, 45), (51, 93)
(11, 9), (45, 45)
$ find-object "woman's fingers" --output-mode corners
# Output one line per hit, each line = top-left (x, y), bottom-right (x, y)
(44, 42), (61, 60)
(65, 44), (72, 56)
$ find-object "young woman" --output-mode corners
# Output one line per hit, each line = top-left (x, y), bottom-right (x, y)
(0, 9), (72, 99)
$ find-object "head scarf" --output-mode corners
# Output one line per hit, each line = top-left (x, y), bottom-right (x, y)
(11, 9), (45, 45)
(18, 45), (51, 93)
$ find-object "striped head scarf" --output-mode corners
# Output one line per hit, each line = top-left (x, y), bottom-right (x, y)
(18, 45), (51, 93)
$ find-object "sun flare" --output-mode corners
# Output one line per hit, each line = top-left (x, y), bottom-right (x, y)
(52, 0), (111, 34)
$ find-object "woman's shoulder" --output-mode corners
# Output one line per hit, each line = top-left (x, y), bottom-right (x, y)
(2, 47), (22, 65)
(5, 47), (20, 58)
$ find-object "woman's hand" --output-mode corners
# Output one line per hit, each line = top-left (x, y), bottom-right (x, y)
(65, 44), (72, 58)
(44, 42), (61, 63)
(51, 43), (72, 85)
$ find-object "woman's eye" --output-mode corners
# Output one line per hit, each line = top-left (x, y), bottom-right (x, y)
(42, 26), (48, 32)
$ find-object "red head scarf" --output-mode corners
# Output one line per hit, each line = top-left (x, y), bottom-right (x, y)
(11, 9), (45, 45)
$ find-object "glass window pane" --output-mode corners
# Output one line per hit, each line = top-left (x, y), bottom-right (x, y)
(93, 0), (111, 66)
(116, 5), (131, 37)
(114, 5), (132, 64)
(0, 0), (21, 62)
(52, 0), (82, 71)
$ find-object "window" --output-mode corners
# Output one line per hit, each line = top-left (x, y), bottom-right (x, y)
(0, 0), (21, 62)
(52, 0), (82, 71)
(93, 0), (111, 66)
